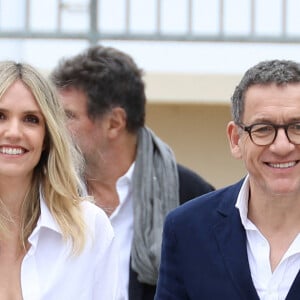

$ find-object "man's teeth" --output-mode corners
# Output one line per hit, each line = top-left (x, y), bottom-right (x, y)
(0, 147), (24, 155)
(269, 162), (296, 168)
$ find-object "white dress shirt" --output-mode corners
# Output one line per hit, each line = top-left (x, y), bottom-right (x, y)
(236, 176), (300, 300)
(110, 163), (135, 300)
(21, 195), (119, 300)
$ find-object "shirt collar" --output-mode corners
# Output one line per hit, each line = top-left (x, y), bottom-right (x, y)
(109, 162), (135, 219)
(235, 175), (256, 230)
(37, 190), (61, 233)
(28, 187), (62, 246)
(115, 162), (135, 203)
(117, 162), (135, 185)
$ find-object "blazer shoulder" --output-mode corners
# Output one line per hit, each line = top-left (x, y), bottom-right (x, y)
(168, 178), (244, 225)
(177, 163), (215, 204)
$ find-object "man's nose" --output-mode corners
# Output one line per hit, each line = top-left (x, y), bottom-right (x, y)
(269, 128), (294, 153)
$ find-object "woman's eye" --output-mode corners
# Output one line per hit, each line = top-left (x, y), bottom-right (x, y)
(0, 112), (6, 120)
(25, 115), (39, 124)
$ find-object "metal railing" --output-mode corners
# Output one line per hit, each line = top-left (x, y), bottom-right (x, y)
(0, 0), (299, 45)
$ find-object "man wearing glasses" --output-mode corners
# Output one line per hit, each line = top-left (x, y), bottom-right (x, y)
(155, 60), (300, 300)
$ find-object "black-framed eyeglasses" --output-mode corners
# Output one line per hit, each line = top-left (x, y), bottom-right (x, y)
(237, 122), (300, 146)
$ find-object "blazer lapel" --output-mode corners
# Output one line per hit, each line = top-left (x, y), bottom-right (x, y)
(213, 182), (259, 300)
(285, 270), (300, 299)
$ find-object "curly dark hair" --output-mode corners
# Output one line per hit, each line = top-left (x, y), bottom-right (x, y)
(51, 45), (146, 133)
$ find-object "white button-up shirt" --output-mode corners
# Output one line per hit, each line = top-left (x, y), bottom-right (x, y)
(110, 163), (135, 300)
(21, 196), (119, 300)
(236, 176), (300, 300)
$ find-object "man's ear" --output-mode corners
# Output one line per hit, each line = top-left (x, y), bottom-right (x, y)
(107, 107), (127, 138)
(227, 121), (242, 159)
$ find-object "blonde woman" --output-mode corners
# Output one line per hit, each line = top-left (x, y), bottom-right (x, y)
(0, 61), (119, 299)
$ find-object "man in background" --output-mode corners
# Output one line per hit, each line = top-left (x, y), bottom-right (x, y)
(51, 45), (214, 300)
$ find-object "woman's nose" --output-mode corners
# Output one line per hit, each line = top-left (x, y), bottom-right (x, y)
(3, 119), (22, 138)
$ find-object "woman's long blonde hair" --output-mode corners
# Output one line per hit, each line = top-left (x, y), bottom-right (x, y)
(0, 61), (87, 254)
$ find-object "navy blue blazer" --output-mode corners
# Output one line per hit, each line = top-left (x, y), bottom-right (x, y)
(128, 164), (215, 300)
(155, 179), (300, 300)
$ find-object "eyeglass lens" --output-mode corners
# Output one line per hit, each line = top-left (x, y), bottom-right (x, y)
(248, 123), (300, 145)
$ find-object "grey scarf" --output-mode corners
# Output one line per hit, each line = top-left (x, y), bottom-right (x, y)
(131, 127), (179, 285)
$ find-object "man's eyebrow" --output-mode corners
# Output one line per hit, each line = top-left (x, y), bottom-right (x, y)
(64, 108), (74, 113)
(64, 109), (76, 117)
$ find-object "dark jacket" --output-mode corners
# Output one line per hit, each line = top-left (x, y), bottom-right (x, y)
(154, 179), (300, 299)
(129, 164), (215, 300)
